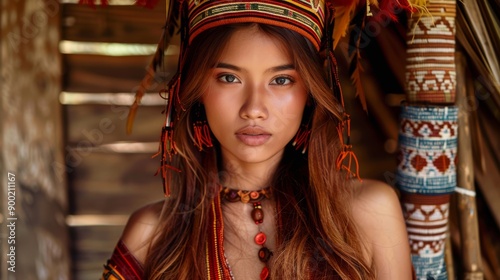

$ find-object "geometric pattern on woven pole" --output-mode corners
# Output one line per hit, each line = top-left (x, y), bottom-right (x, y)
(398, 0), (457, 279)
(397, 106), (457, 279)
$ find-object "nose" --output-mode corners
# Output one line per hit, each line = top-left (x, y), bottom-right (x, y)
(239, 84), (268, 120)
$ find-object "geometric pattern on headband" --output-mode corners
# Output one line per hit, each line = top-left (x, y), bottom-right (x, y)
(188, 0), (325, 50)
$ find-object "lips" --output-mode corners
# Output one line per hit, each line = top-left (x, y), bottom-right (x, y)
(235, 126), (271, 146)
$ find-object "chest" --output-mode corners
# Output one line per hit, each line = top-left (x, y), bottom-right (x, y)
(221, 201), (277, 280)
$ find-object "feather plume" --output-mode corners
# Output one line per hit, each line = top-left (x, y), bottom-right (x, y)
(330, 0), (360, 49)
(350, 56), (367, 111)
(126, 0), (184, 134)
(331, 0), (416, 111)
(330, 0), (415, 49)
(126, 27), (168, 134)
(347, 3), (369, 112)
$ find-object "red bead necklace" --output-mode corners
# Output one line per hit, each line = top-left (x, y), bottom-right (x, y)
(220, 186), (273, 280)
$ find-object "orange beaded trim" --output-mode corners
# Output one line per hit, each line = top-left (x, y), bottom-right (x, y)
(220, 186), (272, 203)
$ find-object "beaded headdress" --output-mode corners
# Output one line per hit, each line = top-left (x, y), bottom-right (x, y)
(123, 0), (414, 196)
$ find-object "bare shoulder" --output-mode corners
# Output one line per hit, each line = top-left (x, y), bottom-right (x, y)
(351, 179), (413, 279)
(351, 179), (405, 249)
(121, 200), (164, 265)
(351, 179), (402, 216)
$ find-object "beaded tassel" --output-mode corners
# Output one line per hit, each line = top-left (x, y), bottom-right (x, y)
(323, 3), (360, 181)
(193, 122), (213, 150)
(335, 114), (361, 180)
(192, 104), (213, 151)
(153, 75), (183, 197)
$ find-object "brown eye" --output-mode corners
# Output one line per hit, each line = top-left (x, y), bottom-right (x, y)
(276, 77), (286, 85)
(271, 76), (293, 86)
(218, 74), (240, 83)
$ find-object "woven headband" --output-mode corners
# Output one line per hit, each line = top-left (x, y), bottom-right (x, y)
(187, 0), (326, 50)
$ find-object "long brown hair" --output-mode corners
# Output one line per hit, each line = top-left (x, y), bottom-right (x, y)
(143, 23), (375, 279)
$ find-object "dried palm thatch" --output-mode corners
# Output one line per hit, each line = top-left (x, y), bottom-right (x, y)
(455, 2), (500, 279)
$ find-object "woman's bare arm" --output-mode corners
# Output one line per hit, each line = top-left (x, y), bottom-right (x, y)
(352, 179), (413, 279)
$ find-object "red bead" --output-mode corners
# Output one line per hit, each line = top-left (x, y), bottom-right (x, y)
(251, 208), (264, 224)
(258, 247), (272, 262)
(250, 191), (260, 200)
(260, 267), (269, 280)
(254, 232), (267, 245)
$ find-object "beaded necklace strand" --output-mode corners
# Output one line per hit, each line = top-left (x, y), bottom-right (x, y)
(220, 186), (273, 280)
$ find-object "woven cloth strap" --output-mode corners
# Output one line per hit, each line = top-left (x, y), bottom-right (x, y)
(101, 240), (144, 280)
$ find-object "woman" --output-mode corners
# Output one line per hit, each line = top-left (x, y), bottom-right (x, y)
(102, 1), (413, 279)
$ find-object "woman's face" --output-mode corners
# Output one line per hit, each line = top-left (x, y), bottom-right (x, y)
(202, 26), (308, 168)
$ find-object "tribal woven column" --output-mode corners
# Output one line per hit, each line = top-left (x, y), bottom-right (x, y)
(398, 0), (457, 279)
(398, 106), (457, 279)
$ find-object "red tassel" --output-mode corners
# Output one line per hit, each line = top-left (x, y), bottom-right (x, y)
(335, 147), (361, 180)
(292, 124), (311, 154)
(335, 114), (361, 180)
(193, 122), (213, 151)
(153, 126), (181, 197)
(151, 76), (183, 197)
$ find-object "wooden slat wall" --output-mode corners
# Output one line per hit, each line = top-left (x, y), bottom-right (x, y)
(63, 54), (178, 92)
(65, 104), (164, 144)
(61, 2), (167, 279)
(62, 3), (166, 43)
(63, 54), (152, 92)
(69, 152), (162, 214)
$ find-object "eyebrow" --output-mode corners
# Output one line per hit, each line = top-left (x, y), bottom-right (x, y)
(214, 62), (295, 73)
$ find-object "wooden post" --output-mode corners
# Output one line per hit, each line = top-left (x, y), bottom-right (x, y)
(455, 52), (484, 279)
(445, 234), (455, 280)
(0, 1), (70, 279)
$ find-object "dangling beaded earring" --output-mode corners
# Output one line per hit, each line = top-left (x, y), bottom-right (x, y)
(192, 103), (213, 151)
(292, 124), (311, 154)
